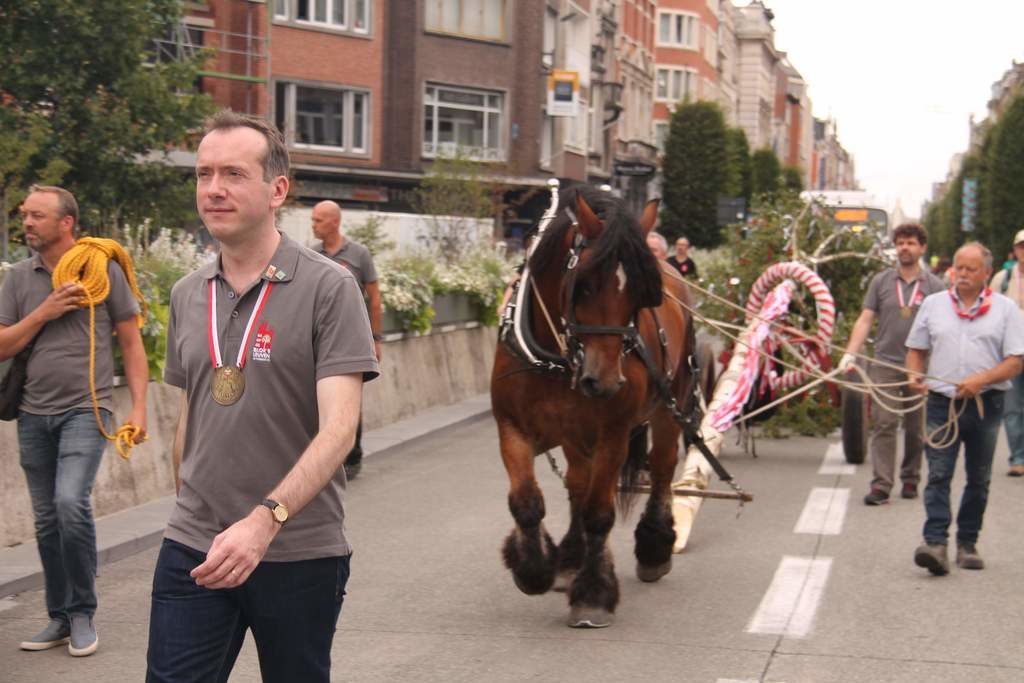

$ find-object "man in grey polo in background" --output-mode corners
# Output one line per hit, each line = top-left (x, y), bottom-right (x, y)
(840, 223), (944, 505)
(906, 241), (1024, 576)
(0, 185), (148, 657)
(312, 200), (382, 479)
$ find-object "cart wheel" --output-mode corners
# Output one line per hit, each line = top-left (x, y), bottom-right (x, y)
(841, 386), (869, 464)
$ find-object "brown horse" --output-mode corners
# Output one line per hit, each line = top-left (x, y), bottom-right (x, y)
(490, 185), (696, 628)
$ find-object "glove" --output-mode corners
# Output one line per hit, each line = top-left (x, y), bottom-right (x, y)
(838, 352), (857, 374)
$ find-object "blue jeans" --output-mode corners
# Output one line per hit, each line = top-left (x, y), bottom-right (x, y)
(1002, 373), (1024, 466)
(18, 408), (111, 621)
(146, 539), (351, 683)
(922, 392), (1003, 546)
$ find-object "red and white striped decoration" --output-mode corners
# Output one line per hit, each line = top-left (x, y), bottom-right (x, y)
(744, 262), (836, 391)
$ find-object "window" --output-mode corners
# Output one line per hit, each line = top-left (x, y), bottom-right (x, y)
(655, 67), (697, 102)
(275, 82), (369, 154)
(423, 84), (504, 161)
(654, 122), (670, 153)
(567, 98), (588, 151)
(280, 0), (370, 33)
(657, 10), (698, 50)
(425, 0), (507, 41)
(542, 6), (556, 67)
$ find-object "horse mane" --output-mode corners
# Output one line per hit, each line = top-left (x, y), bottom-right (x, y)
(528, 185), (664, 309)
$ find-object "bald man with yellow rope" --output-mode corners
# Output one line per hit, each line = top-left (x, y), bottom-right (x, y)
(0, 185), (148, 658)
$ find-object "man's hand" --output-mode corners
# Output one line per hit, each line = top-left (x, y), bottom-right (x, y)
(190, 507), (279, 589)
(908, 372), (928, 395)
(374, 339), (382, 362)
(35, 283), (84, 322)
(125, 405), (148, 444)
(956, 374), (987, 399)
(838, 352), (857, 374)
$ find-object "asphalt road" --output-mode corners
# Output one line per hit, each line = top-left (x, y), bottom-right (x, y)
(2, 416), (1023, 682)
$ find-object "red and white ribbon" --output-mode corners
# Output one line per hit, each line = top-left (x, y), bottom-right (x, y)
(208, 279), (273, 371)
(744, 262), (835, 391)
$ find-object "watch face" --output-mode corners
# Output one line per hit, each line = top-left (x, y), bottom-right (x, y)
(273, 505), (289, 523)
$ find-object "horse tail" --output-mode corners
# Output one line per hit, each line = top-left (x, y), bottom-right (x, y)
(617, 423), (648, 514)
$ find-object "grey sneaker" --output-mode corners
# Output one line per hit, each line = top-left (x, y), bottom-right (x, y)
(957, 543), (985, 570)
(68, 614), (98, 657)
(914, 542), (950, 576)
(19, 619), (70, 651)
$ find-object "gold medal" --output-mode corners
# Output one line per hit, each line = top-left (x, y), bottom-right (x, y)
(211, 365), (245, 405)
(900, 306), (912, 319)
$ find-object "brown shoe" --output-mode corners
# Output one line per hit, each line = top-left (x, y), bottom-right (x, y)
(900, 483), (918, 499)
(914, 542), (949, 575)
(956, 543), (985, 570)
(1008, 464), (1024, 477)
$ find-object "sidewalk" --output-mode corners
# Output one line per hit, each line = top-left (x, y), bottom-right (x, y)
(0, 393), (492, 599)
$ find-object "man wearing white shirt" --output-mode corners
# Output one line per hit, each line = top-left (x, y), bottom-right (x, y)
(906, 242), (1024, 575)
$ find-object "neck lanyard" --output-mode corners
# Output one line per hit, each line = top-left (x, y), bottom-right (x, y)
(948, 286), (991, 321)
(208, 279), (273, 371)
(896, 276), (921, 318)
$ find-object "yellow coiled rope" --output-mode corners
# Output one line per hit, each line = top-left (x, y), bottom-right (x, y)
(52, 237), (148, 460)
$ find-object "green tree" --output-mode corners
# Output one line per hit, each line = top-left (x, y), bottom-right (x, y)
(985, 94), (1024, 258)
(750, 148), (781, 196)
(660, 101), (728, 247)
(0, 0), (213, 234)
(722, 127), (752, 203)
(415, 150), (506, 263)
(782, 165), (804, 192)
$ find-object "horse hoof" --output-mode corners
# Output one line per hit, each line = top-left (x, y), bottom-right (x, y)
(513, 572), (552, 595)
(552, 569), (577, 593)
(568, 606), (614, 629)
(636, 559), (672, 583)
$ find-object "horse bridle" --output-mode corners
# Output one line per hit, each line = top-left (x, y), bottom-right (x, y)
(559, 217), (641, 387)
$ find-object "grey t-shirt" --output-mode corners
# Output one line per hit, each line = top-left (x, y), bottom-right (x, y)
(863, 268), (945, 365)
(0, 254), (140, 414)
(163, 232), (379, 562)
(317, 239), (378, 292)
(906, 290), (1024, 397)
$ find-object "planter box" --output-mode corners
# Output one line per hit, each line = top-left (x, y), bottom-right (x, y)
(433, 293), (479, 326)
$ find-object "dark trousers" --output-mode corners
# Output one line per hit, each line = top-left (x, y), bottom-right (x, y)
(146, 539), (351, 683)
(922, 391), (1003, 546)
(347, 415), (363, 465)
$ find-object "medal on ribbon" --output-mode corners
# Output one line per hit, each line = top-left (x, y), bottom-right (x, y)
(208, 279), (273, 406)
(896, 278), (920, 320)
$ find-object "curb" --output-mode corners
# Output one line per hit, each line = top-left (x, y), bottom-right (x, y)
(0, 394), (492, 599)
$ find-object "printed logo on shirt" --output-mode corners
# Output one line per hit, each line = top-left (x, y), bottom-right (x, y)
(252, 321), (274, 363)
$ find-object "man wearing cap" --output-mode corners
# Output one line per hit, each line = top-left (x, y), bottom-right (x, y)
(146, 111), (378, 681)
(906, 242), (1024, 575)
(311, 200), (381, 480)
(989, 228), (1024, 477)
(839, 223), (944, 505)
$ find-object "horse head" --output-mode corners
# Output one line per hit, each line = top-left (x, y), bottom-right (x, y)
(530, 187), (662, 399)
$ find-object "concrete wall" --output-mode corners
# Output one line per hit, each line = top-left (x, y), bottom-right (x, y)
(1, 325), (497, 547)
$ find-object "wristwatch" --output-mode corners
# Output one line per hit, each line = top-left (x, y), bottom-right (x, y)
(260, 498), (289, 524)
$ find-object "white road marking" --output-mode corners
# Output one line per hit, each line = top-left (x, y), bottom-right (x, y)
(747, 556), (832, 638)
(0, 596), (18, 613)
(818, 442), (855, 475)
(794, 487), (850, 535)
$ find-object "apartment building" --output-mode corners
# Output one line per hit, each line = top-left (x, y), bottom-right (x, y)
(651, 0), (720, 153)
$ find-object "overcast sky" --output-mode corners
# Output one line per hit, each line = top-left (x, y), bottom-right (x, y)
(760, 0), (1024, 218)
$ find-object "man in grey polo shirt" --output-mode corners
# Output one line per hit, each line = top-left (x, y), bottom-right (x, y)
(906, 242), (1024, 576)
(146, 112), (378, 682)
(312, 200), (382, 479)
(989, 228), (1024, 476)
(839, 223), (944, 505)
(0, 185), (148, 657)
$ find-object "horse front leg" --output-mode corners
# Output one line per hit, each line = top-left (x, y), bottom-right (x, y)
(634, 410), (680, 582)
(553, 448), (590, 593)
(567, 438), (627, 628)
(497, 422), (558, 595)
